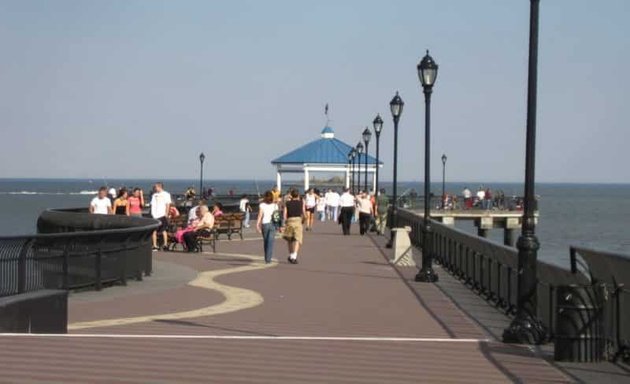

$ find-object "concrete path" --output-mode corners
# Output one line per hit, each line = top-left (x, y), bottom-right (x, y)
(0, 221), (572, 383)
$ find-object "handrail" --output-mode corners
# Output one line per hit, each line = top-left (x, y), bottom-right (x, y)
(397, 208), (629, 361)
(0, 209), (159, 297)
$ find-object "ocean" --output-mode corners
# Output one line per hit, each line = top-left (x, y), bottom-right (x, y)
(1, 179), (628, 268)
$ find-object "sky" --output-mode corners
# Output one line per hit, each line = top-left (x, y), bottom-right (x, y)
(0, 0), (628, 183)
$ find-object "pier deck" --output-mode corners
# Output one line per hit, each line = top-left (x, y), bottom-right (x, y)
(0, 222), (577, 383)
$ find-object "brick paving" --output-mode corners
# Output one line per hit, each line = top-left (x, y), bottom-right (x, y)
(0, 221), (572, 383)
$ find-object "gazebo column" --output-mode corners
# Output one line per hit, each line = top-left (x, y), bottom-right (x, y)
(304, 167), (310, 191)
(345, 167), (350, 189)
(276, 171), (282, 192)
(372, 168), (377, 193)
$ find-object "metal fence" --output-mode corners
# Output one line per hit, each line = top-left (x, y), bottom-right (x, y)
(396, 209), (628, 361)
(0, 210), (159, 297)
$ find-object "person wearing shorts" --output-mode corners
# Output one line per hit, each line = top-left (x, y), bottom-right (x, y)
(283, 189), (305, 264)
(150, 182), (172, 251)
(304, 188), (317, 231)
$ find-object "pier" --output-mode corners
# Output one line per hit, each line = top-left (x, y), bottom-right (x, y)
(413, 209), (538, 246)
(1, 211), (628, 382)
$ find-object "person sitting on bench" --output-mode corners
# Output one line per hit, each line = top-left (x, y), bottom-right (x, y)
(183, 205), (215, 252)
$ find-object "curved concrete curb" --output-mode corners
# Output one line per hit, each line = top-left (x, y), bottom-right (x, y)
(69, 253), (276, 331)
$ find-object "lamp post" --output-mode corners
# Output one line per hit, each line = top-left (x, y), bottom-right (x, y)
(199, 152), (205, 198)
(373, 114), (383, 194)
(362, 127), (372, 193)
(385, 92), (404, 249)
(350, 148), (357, 194)
(347, 150), (353, 191)
(356, 142), (364, 193)
(503, 0), (546, 345)
(441, 154), (447, 209)
(415, 50), (439, 283)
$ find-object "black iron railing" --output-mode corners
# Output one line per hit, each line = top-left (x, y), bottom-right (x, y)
(0, 210), (159, 297)
(396, 209), (629, 361)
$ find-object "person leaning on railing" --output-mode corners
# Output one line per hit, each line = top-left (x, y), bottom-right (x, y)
(182, 205), (215, 252)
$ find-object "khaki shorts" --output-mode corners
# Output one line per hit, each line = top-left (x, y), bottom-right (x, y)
(283, 217), (303, 244)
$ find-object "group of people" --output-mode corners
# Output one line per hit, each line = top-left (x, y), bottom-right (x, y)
(89, 182), (392, 265)
(254, 186), (390, 265)
(89, 183), (178, 251)
(461, 187), (508, 210)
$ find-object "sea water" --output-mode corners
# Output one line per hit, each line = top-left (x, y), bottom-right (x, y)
(0, 179), (628, 268)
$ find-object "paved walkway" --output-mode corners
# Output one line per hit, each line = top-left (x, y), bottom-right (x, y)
(0, 222), (572, 383)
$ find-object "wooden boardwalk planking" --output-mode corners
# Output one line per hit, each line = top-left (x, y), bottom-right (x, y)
(0, 222), (571, 383)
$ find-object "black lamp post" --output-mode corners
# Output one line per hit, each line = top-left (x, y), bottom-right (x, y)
(356, 142), (364, 193)
(373, 114), (383, 195)
(385, 92), (404, 249)
(503, 0), (546, 345)
(350, 148), (357, 194)
(362, 127), (372, 193)
(415, 50), (439, 283)
(199, 152), (205, 198)
(441, 154), (447, 209)
(347, 150), (353, 191)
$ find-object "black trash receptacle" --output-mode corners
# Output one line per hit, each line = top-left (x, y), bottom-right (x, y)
(554, 284), (606, 362)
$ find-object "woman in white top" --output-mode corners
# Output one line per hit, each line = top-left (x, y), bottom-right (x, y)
(256, 190), (279, 263)
(304, 188), (318, 231)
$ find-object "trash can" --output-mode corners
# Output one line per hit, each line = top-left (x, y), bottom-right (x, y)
(554, 284), (606, 362)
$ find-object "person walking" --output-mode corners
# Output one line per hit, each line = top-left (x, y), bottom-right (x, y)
(128, 188), (144, 217)
(239, 194), (251, 228)
(256, 190), (279, 263)
(150, 182), (172, 251)
(89, 186), (113, 215)
(326, 189), (340, 221)
(357, 191), (374, 235)
(375, 188), (389, 235)
(338, 187), (355, 236)
(304, 188), (317, 231)
(283, 188), (305, 264)
(112, 188), (130, 216)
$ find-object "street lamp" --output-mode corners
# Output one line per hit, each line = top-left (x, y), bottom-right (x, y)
(350, 148), (357, 194)
(362, 127), (372, 193)
(441, 154), (447, 209)
(199, 152), (206, 199)
(356, 141), (364, 193)
(347, 150), (353, 191)
(386, 91), (404, 249)
(503, 0), (546, 345)
(373, 114), (383, 195)
(415, 50), (439, 283)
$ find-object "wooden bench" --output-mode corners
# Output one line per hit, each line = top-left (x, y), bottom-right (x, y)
(214, 213), (245, 240)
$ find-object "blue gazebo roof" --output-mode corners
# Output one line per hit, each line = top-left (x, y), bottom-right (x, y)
(271, 127), (380, 165)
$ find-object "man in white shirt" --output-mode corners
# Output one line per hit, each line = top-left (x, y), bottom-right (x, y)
(338, 188), (355, 236)
(150, 182), (172, 251)
(462, 187), (472, 210)
(89, 187), (113, 215)
(326, 189), (341, 221)
(188, 199), (207, 226)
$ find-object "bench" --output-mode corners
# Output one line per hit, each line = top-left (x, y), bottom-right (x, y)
(214, 213), (245, 240)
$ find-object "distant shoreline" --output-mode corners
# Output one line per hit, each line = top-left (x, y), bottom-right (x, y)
(0, 178), (629, 186)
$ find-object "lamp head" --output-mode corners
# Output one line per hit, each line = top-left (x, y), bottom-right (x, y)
(417, 50), (438, 89)
(389, 91), (404, 119)
(362, 127), (372, 145)
(373, 114), (383, 137)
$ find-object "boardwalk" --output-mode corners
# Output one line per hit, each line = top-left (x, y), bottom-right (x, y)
(0, 222), (572, 383)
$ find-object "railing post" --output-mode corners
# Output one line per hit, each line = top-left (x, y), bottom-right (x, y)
(62, 241), (69, 290)
(95, 249), (102, 291)
(17, 239), (33, 294)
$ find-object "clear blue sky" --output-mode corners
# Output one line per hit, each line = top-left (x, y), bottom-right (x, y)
(0, 0), (628, 183)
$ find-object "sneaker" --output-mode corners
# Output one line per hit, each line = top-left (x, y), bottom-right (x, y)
(152, 247), (159, 252)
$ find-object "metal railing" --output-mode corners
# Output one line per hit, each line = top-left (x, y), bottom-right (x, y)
(395, 209), (630, 361)
(0, 210), (159, 297)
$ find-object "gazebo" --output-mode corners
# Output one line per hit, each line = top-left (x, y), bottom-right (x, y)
(271, 126), (381, 192)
